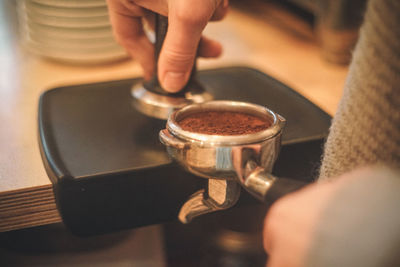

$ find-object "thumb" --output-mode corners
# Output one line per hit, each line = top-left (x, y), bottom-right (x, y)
(158, 4), (211, 92)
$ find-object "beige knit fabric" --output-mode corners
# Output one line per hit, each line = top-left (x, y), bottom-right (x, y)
(319, 0), (400, 180)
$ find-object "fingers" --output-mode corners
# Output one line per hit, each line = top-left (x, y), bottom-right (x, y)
(158, 0), (226, 92)
(263, 197), (280, 255)
(107, 0), (227, 90)
(211, 0), (229, 21)
(198, 36), (223, 58)
(106, 0), (154, 79)
(262, 179), (348, 267)
(157, 2), (209, 92)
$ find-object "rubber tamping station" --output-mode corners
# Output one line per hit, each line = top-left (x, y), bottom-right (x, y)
(132, 14), (308, 223)
(38, 13), (331, 235)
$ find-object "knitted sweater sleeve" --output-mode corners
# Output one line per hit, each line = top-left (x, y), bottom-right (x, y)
(318, 0), (400, 180)
(303, 1), (400, 265)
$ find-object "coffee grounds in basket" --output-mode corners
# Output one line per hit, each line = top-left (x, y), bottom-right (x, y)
(178, 111), (271, 135)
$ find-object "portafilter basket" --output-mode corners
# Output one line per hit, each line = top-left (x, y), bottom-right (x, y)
(160, 101), (308, 223)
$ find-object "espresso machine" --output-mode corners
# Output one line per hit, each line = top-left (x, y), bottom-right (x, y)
(38, 13), (331, 265)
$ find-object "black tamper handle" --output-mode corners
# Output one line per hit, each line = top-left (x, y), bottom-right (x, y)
(263, 178), (309, 205)
(143, 14), (204, 96)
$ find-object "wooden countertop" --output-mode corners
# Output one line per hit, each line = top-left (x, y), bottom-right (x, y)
(0, 1), (348, 231)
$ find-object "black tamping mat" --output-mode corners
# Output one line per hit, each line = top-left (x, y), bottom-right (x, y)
(38, 66), (331, 235)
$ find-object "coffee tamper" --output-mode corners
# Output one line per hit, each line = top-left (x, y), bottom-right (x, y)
(160, 101), (308, 223)
(132, 15), (212, 120)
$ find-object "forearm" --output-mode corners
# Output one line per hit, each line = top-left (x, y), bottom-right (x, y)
(305, 167), (400, 267)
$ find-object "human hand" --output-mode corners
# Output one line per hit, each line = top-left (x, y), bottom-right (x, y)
(263, 175), (351, 267)
(106, 0), (228, 92)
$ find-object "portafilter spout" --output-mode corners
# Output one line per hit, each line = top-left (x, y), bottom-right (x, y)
(132, 14), (212, 120)
(160, 101), (309, 223)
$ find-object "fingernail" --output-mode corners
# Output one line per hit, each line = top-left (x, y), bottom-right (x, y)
(162, 72), (187, 92)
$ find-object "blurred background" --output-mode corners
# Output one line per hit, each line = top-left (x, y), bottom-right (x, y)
(14, 0), (366, 65)
(0, 0), (366, 266)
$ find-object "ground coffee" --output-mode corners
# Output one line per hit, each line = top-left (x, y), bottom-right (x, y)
(177, 111), (271, 135)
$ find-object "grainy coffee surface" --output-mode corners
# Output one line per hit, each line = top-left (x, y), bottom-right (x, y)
(178, 111), (271, 135)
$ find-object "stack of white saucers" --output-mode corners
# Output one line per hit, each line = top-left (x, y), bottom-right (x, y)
(18, 0), (128, 64)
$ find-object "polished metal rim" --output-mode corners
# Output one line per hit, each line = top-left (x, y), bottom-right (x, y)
(132, 84), (213, 120)
(167, 100), (285, 146)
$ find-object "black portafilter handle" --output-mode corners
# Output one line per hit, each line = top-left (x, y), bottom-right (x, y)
(143, 14), (205, 97)
(263, 178), (309, 205)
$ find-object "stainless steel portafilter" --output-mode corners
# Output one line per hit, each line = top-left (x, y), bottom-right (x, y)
(160, 101), (308, 223)
(131, 14), (212, 120)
